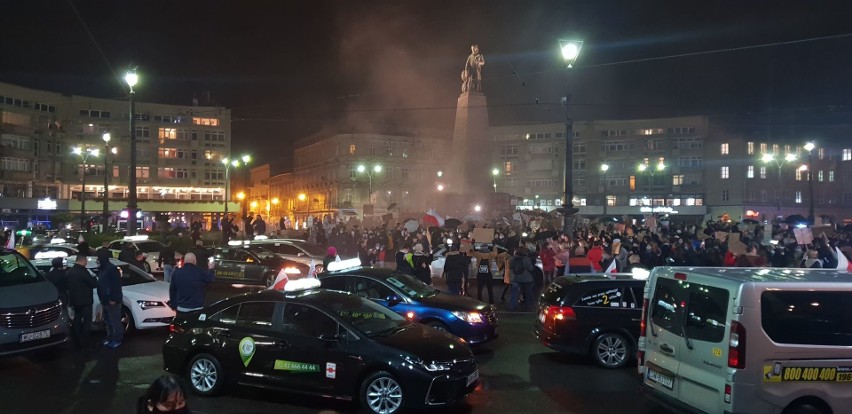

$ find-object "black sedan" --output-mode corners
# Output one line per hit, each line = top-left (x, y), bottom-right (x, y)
(163, 284), (479, 414)
(212, 246), (309, 287)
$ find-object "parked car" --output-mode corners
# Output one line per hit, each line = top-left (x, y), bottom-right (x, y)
(31, 257), (174, 334)
(430, 243), (543, 280)
(319, 267), (498, 345)
(248, 239), (328, 275)
(28, 244), (79, 260)
(163, 281), (479, 414)
(534, 274), (645, 368)
(0, 248), (70, 356)
(108, 235), (182, 274)
(211, 245), (309, 287)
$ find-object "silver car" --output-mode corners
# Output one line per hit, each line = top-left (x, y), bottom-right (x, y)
(0, 249), (71, 356)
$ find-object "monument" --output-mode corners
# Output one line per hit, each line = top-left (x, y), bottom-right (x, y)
(451, 44), (491, 195)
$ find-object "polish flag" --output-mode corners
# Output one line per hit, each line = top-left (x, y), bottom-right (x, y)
(424, 209), (445, 227)
(836, 247), (852, 272)
(603, 259), (617, 277)
(4, 232), (14, 249)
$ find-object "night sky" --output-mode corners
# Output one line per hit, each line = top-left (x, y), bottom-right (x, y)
(2, 1), (852, 171)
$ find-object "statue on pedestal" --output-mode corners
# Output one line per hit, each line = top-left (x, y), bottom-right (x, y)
(461, 44), (485, 93)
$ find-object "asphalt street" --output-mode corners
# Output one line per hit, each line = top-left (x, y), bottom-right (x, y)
(0, 283), (674, 414)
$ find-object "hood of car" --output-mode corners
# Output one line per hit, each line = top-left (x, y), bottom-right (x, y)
(122, 280), (170, 301)
(416, 291), (488, 312)
(372, 323), (472, 361)
(0, 281), (58, 309)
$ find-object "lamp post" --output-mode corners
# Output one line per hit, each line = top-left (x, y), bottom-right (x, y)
(601, 163), (610, 216)
(102, 132), (111, 229)
(760, 152), (798, 216)
(240, 155), (252, 219)
(637, 161), (665, 205)
(356, 164), (382, 203)
(298, 193), (310, 228)
(221, 157), (241, 222)
(73, 147), (99, 230)
(557, 39), (583, 236)
(269, 197), (279, 222)
(804, 142), (815, 223)
(125, 69), (139, 235)
(491, 168), (499, 193)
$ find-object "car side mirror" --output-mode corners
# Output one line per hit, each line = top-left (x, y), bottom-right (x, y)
(386, 295), (402, 307)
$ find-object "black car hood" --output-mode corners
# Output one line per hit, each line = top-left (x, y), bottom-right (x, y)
(417, 291), (488, 312)
(372, 323), (472, 362)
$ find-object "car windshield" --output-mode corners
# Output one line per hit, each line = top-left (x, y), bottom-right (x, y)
(0, 251), (44, 287)
(290, 241), (327, 257)
(245, 245), (277, 260)
(325, 293), (407, 336)
(90, 262), (156, 286)
(135, 241), (165, 253)
(385, 273), (439, 299)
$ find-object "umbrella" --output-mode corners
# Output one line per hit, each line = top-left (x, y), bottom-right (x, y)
(403, 218), (418, 233)
(421, 214), (440, 228)
(387, 203), (398, 211)
(534, 230), (557, 241)
(444, 218), (463, 229)
(785, 214), (808, 224)
(742, 218), (759, 224)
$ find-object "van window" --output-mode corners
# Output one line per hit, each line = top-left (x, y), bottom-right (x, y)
(761, 291), (852, 346)
(0, 251), (43, 287)
(576, 286), (622, 307)
(651, 278), (729, 342)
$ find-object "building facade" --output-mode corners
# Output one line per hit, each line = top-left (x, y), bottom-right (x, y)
(0, 81), (237, 229)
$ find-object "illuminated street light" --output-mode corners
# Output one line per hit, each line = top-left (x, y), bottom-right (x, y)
(356, 164), (383, 204)
(101, 132), (112, 230)
(761, 152), (799, 215)
(298, 193), (306, 201)
(804, 142), (816, 223)
(637, 161), (666, 203)
(437, 184), (444, 191)
(601, 163), (610, 216)
(125, 68), (139, 235)
(437, 170), (443, 178)
(73, 146), (99, 230)
(557, 38), (583, 236)
(491, 168), (499, 193)
(250, 200), (258, 210)
(474, 205), (482, 212)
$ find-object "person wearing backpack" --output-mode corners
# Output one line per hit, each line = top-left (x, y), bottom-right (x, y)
(509, 246), (534, 311)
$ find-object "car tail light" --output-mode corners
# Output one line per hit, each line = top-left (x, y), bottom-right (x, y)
(674, 272), (688, 281)
(545, 305), (576, 321)
(728, 320), (746, 369)
(724, 384), (732, 403)
(637, 298), (649, 367)
(169, 323), (184, 334)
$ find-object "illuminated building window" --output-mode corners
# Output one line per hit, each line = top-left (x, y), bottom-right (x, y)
(795, 191), (802, 204)
(720, 143), (729, 155)
(672, 174), (684, 185)
(747, 165), (754, 178)
(135, 167), (149, 178)
(818, 170), (824, 182)
(843, 149), (851, 161)
(720, 166), (729, 179)
(829, 171), (835, 182)
(759, 143), (767, 154)
(159, 128), (177, 140)
(760, 167), (767, 179)
(629, 175), (636, 191)
(747, 142), (754, 155)
(192, 117), (220, 126)
(349, 144), (356, 154)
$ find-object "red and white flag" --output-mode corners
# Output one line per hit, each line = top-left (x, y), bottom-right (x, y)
(4, 231), (14, 249)
(423, 209), (444, 227)
(603, 259), (617, 277)
(836, 247), (852, 272)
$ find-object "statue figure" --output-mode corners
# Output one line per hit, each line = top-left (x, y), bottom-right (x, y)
(461, 44), (485, 93)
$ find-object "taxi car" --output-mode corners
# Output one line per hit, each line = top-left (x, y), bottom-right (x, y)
(319, 267), (498, 345)
(32, 257), (174, 334)
(249, 239), (327, 275)
(108, 235), (182, 274)
(163, 280), (479, 414)
(212, 245), (313, 287)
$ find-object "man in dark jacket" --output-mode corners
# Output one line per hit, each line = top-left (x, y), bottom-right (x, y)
(158, 243), (177, 283)
(508, 247), (534, 311)
(65, 254), (98, 348)
(96, 250), (123, 348)
(169, 252), (215, 315)
(443, 246), (467, 295)
(45, 257), (68, 304)
(189, 240), (210, 269)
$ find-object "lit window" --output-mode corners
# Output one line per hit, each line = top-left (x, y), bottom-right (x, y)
(629, 175), (636, 191)
(135, 167), (149, 178)
(795, 191), (802, 204)
(829, 171), (835, 182)
(747, 165), (754, 178)
(760, 143), (768, 154)
(349, 144), (356, 154)
(818, 148), (825, 159)
(747, 142), (754, 155)
(818, 170), (824, 182)
(843, 149), (851, 161)
(158, 128), (176, 140)
(720, 143), (729, 155)
(721, 166), (729, 179)
(760, 167), (767, 179)
(796, 168), (803, 181)
(672, 174), (684, 185)
(192, 117), (220, 126)
(784, 145), (791, 155)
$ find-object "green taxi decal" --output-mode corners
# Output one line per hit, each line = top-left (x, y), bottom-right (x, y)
(763, 363), (852, 382)
(239, 337), (256, 367)
(274, 360), (321, 373)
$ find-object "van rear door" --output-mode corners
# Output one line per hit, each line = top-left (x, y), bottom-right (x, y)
(643, 276), (684, 402)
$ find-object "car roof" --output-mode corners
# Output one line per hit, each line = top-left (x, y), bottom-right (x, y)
(320, 266), (398, 279)
(205, 287), (354, 312)
(654, 266), (852, 284)
(558, 274), (645, 285)
(31, 257), (130, 269)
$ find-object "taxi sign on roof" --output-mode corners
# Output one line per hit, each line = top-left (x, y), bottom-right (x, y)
(284, 277), (321, 292)
(123, 235), (149, 241)
(326, 258), (361, 272)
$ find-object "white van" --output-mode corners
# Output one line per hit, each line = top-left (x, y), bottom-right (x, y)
(638, 267), (852, 414)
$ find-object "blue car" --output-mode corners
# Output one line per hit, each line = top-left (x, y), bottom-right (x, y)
(318, 267), (498, 345)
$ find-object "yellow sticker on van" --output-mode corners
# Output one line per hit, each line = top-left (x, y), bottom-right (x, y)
(711, 348), (722, 357)
(763, 364), (852, 382)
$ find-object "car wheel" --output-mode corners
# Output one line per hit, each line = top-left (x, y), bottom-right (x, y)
(783, 401), (829, 414)
(188, 353), (225, 396)
(425, 321), (449, 332)
(264, 272), (276, 288)
(592, 333), (630, 369)
(360, 371), (403, 414)
(121, 306), (135, 335)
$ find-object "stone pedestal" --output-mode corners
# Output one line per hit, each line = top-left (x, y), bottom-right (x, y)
(450, 92), (490, 195)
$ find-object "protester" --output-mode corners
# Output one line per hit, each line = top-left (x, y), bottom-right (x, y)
(323, 246), (338, 271)
(95, 241), (111, 257)
(96, 250), (124, 348)
(735, 243), (768, 267)
(65, 254), (98, 349)
(411, 243), (432, 285)
(539, 241), (556, 285)
(471, 244), (498, 304)
(45, 257), (68, 303)
(252, 214), (266, 237)
(443, 245), (467, 295)
(189, 240), (210, 268)
(158, 242), (177, 283)
(508, 247), (535, 311)
(137, 374), (191, 414)
(395, 243), (415, 276)
(169, 252), (215, 315)
(800, 249), (824, 268)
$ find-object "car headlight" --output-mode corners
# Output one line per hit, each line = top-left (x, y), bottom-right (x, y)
(404, 356), (452, 372)
(452, 311), (484, 324)
(137, 300), (166, 310)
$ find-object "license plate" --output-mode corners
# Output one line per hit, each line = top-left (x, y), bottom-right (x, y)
(647, 368), (674, 390)
(466, 370), (479, 387)
(20, 329), (50, 343)
(538, 312), (546, 323)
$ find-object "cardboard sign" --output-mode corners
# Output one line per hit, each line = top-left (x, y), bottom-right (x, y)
(793, 227), (814, 246)
(728, 239), (748, 256)
(811, 225), (834, 238)
(471, 228), (495, 243)
(697, 232), (710, 241)
(615, 223), (626, 234)
(714, 231), (728, 242)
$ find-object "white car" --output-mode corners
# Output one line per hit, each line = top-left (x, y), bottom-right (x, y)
(107, 236), (182, 274)
(32, 257), (175, 334)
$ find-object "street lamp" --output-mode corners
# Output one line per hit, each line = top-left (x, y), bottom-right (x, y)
(637, 161), (665, 205)
(804, 142), (816, 223)
(600, 163), (610, 216)
(240, 154), (252, 218)
(102, 132), (111, 228)
(73, 146), (99, 230)
(269, 197), (279, 222)
(436, 184), (444, 192)
(491, 168), (499, 193)
(356, 164), (382, 203)
(125, 69), (139, 235)
(222, 157), (241, 222)
(760, 152), (798, 216)
(557, 39), (583, 236)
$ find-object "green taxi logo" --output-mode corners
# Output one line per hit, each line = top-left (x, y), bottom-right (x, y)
(239, 337), (256, 367)
(274, 359), (320, 373)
